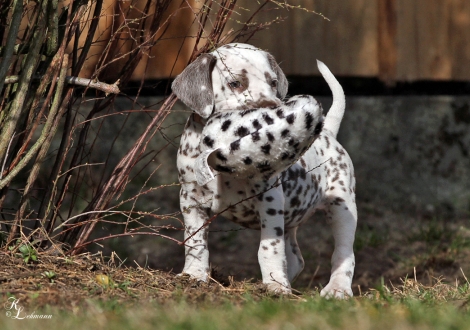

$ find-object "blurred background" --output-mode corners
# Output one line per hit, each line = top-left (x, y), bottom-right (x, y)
(1, 0), (469, 292)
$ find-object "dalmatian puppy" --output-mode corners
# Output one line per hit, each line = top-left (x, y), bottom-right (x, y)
(172, 43), (357, 298)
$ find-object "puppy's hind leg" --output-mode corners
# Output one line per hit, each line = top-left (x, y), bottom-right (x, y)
(285, 227), (305, 282)
(320, 195), (357, 299)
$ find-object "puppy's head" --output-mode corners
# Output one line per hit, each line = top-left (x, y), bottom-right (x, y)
(172, 43), (288, 118)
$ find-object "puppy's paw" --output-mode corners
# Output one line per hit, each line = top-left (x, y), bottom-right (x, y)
(176, 271), (208, 283)
(265, 282), (292, 295)
(320, 278), (353, 299)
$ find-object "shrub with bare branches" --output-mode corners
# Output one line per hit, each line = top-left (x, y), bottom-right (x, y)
(0, 0), (317, 258)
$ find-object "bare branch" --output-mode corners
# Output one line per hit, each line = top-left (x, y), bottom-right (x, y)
(70, 231), (183, 253)
(3, 75), (121, 95)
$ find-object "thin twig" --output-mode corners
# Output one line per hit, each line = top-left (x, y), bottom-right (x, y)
(0, 132), (15, 180)
(461, 268), (470, 286)
(3, 75), (121, 94)
(0, 0), (23, 95)
(70, 231), (183, 252)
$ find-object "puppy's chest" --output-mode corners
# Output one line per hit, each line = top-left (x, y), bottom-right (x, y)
(211, 178), (259, 227)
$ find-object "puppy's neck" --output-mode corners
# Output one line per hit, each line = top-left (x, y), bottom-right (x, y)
(192, 113), (206, 124)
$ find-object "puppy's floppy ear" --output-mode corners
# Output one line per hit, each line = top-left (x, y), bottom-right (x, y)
(172, 53), (216, 118)
(267, 53), (288, 99)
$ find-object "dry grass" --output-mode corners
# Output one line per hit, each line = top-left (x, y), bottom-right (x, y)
(1, 250), (469, 330)
(0, 251), (281, 310)
(1, 249), (469, 307)
(1, 244), (470, 330)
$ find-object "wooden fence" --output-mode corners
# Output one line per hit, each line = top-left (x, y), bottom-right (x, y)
(234, 0), (470, 82)
(69, 0), (470, 82)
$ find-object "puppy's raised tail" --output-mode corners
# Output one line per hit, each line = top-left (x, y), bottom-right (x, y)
(317, 60), (345, 138)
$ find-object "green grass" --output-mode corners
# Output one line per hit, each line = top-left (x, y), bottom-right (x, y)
(2, 283), (470, 330)
(354, 224), (389, 251)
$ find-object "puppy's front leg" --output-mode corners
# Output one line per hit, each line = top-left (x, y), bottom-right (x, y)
(256, 179), (291, 294)
(179, 186), (211, 282)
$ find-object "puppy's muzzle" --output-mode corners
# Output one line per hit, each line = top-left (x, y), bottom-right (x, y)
(245, 99), (281, 109)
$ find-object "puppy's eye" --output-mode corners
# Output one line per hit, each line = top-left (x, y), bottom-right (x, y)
(228, 81), (241, 89)
(271, 79), (278, 88)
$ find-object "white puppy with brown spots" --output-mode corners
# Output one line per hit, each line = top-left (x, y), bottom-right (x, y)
(172, 43), (357, 298)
